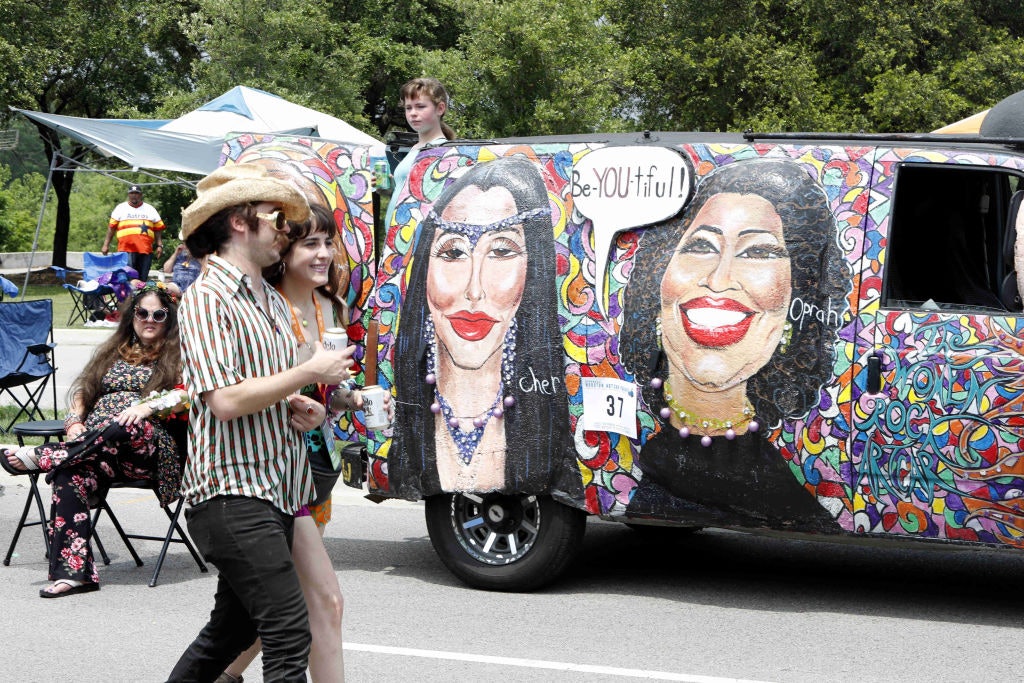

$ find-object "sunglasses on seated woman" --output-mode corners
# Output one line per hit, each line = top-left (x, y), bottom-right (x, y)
(255, 210), (288, 232)
(134, 306), (169, 323)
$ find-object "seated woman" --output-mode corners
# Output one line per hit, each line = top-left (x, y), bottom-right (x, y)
(162, 234), (203, 294)
(2, 282), (188, 598)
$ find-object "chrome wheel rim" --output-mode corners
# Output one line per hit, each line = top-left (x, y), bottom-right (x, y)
(449, 493), (540, 565)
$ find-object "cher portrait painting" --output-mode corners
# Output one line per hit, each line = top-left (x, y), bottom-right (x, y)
(390, 156), (579, 500)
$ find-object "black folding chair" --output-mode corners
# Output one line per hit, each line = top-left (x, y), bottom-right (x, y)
(0, 299), (58, 432)
(0, 420), (64, 566)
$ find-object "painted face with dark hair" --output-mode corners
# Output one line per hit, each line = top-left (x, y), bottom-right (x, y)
(660, 192), (792, 392)
(426, 185), (528, 371)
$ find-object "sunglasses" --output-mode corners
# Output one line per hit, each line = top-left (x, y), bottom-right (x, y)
(134, 307), (169, 323)
(255, 210), (288, 232)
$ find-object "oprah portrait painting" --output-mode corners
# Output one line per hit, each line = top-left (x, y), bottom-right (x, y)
(620, 158), (850, 530)
(390, 156), (579, 500)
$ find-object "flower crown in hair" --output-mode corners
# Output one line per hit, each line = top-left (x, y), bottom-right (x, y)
(132, 280), (178, 305)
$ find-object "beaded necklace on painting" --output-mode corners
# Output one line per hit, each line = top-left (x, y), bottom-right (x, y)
(424, 315), (517, 465)
(279, 288), (329, 404)
(649, 376), (759, 447)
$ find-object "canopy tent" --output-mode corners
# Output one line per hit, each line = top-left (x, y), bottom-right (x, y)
(161, 86), (381, 151)
(15, 86), (382, 176)
(13, 86), (384, 296)
(15, 110), (222, 176)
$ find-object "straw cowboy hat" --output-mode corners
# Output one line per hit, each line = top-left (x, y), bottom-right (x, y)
(180, 163), (311, 239)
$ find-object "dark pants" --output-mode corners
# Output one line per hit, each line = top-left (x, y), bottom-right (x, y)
(127, 251), (153, 282)
(167, 496), (309, 683)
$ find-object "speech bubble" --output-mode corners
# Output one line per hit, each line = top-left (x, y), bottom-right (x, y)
(572, 146), (691, 315)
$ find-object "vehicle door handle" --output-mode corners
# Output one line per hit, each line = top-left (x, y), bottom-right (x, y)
(867, 355), (881, 394)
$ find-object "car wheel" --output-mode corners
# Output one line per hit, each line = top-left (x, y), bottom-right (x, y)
(424, 492), (586, 592)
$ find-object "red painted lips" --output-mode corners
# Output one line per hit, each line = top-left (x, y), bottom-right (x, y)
(679, 297), (754, 347)
(447, 311), (499, 341)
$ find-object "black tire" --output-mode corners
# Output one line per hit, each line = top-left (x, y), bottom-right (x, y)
(424, 492), (586, 592)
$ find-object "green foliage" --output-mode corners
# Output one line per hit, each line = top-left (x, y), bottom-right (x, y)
(0, 0), (199, 263)
(170, 0), (370, 131)
(440, 0), (627, 137)
(5, 0), (1024, 257)
(0, 169), (49, 252)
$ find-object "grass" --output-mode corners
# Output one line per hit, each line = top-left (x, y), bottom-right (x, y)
(0, 405), (55, 445)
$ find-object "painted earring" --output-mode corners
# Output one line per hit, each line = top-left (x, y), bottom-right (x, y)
(779, 322), (793, 354)
(655, 316), (663, 349)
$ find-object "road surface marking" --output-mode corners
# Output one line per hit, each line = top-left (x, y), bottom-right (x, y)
(344, 643), (773, 682)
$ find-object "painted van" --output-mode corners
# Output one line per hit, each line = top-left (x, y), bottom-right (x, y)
(220, 101), (1024, 591)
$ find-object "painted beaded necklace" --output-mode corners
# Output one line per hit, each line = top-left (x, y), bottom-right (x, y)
(661, 379), (758, 444)
(424, 315), (517, 465)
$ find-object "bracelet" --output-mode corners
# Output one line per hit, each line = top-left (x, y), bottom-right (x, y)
(63, 413), (84, 432)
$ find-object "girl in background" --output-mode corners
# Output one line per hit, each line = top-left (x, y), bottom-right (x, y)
(377, 77), (456, 230)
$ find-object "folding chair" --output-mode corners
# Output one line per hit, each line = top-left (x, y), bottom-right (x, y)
(0, 274), (18, 301)
(89, 421), (208, 587)
(60, 252), (131, 326)
(0, 299), (58, 432)
(0, 419), (64, 566)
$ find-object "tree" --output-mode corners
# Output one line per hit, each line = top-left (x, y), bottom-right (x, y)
(0, 0), (198, 266)
(438, 0), (628, 137)
(605, 0), (1024, 133)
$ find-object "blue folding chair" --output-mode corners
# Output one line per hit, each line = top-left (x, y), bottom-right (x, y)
(0, 275), (18, 301)
(0, 299), (57, 432)
(60, 252), (132, 326)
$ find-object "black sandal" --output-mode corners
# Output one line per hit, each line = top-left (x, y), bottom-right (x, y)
(39, 579), (100, 598)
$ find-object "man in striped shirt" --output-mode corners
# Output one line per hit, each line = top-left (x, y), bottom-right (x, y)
(102, 184), (165, 281)
(168, 164), (354, 683)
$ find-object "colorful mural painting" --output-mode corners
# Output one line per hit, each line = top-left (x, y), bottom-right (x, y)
(620, 158), (850, 529)
(389, 156), (577, 498)
(225, 132), (1024, 559)
(368, 142), (858, 527)
(850, 148), (1024, 547)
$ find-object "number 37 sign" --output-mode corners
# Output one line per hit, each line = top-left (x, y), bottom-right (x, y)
(581, 377), (638, 438)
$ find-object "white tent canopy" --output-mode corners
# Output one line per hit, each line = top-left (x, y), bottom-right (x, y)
(14, 110), (222, 176)
(15, 86), (383, 176)
(161, 86), (381, 150)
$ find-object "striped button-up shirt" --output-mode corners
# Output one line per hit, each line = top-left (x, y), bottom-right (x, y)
(179, 254), (313, 514)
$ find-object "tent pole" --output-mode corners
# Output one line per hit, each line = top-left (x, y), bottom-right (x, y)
(21, 152), (59, 299)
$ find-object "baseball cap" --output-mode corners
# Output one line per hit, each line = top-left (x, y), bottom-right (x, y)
(128, 185), (143, 194)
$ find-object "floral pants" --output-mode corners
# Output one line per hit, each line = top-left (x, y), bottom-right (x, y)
(40, 421), (159, 584)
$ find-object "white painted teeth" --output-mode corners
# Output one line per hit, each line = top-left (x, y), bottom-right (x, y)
(685, 308), (746, 328)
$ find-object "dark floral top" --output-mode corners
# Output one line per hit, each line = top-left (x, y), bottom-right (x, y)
(85, 359), (182, 505)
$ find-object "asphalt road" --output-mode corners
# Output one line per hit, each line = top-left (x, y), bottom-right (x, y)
(1, 470), (1023, 682)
